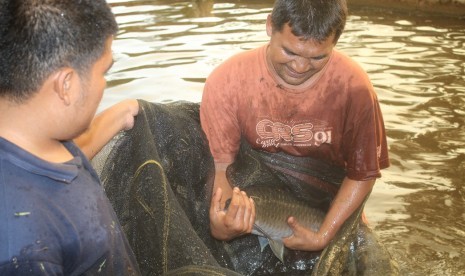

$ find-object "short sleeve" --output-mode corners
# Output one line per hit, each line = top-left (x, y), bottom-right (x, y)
(343, 85), (389, 181)
(200, 61), (242, 163)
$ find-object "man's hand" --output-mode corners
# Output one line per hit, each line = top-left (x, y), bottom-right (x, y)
(209, 186), (255, 241)
(282, 216), (326, 251)
(75, 99), (139, 159)
(284, 177), (375, 252)
(119, 99), (139, 131)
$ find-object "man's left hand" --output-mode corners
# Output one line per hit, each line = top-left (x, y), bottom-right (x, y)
(282, 216), (326, 252)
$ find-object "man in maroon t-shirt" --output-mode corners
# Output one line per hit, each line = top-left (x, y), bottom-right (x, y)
(200, 0), (389, 252)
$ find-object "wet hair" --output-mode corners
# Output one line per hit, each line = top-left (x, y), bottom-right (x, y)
(270, 0), (347, 43)
(0, 0), (118, 103)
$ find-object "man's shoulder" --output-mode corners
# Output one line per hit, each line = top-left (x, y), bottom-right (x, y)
(330, 50), (367, 74)
(215, 45), (264, 70)
(327, 50), (372, 86)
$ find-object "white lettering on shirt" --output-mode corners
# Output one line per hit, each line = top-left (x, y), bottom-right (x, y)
(255, 119), (332, 149)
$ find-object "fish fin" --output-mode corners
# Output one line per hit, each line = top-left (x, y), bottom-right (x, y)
(257, 236), (269, 252)
(268, 239), (285, 263)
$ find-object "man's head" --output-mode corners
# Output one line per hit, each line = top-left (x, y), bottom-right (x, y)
(270, 0), (347, 44)
(265, 0), (347, 87)
(0, 0), (118, 103)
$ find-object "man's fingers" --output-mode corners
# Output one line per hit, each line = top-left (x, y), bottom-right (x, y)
(247, 196), (255, 232)
(223, 188), (256, 233)
(238, 191), (253, 230)
(210, 187), (223, 214)
(222, 187), (237, 217)
(285, 216), (301, 237)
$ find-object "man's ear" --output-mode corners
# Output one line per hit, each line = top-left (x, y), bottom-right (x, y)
(266, 14), (273, 37)
(54, 68), (75, 106)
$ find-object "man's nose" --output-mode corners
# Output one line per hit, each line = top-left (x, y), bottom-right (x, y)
(290, 57), (311, 73)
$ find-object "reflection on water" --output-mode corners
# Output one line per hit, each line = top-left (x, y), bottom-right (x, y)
(103, 1), (465, 275)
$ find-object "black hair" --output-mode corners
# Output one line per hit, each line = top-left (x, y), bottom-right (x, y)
(0, 0), (118, 103)
(271, 0), (347, 43)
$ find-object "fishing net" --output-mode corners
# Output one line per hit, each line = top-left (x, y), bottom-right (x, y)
(92, 100), (398, 276)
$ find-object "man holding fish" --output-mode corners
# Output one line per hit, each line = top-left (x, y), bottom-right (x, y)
(200, 0), (389, 255)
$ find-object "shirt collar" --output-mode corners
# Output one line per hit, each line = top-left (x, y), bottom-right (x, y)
(0, 137), (81, 184)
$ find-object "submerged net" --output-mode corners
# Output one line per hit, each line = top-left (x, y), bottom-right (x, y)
(93, 100), (398, 276)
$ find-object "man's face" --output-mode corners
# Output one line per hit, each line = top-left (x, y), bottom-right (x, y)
(73, 37), (114, 136)
(266, 17), (335, 87)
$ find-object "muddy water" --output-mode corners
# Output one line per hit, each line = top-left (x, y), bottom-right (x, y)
(103, 1), (465, 275)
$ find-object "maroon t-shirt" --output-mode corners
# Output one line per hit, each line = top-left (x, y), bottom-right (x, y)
(200, 45), (389, 181)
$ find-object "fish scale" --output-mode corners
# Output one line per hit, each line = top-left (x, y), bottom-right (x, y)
(246, 186), (325, 239)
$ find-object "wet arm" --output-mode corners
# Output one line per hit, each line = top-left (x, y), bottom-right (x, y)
(213, 162), (234, 204)
(284, 177), (375, 251)
(75, 99), (139, 159)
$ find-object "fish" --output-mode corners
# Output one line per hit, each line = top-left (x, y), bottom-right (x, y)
(237, 185), (325, 263)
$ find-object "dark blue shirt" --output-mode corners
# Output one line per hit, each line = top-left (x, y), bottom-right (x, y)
(0, 138), (140, 275)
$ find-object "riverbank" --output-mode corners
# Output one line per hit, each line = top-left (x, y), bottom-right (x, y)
(348, 0), (465, 17)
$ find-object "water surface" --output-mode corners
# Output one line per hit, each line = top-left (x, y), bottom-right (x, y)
(103, 1), (465, 275)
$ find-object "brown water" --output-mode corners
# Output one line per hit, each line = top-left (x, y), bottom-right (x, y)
(103, 1), (465, 275)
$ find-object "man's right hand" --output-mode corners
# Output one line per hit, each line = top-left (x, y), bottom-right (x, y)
(209, 186), (255, 241)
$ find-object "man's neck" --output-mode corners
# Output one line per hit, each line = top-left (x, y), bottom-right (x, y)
(0, 100), (73, 163)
